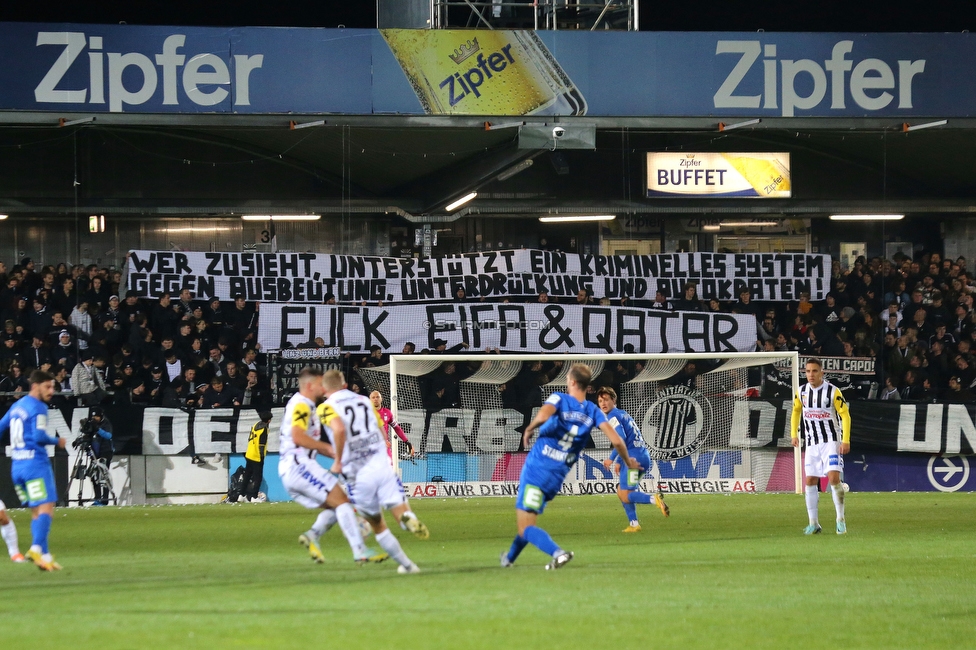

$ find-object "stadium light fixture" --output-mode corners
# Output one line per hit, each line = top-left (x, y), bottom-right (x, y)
(718, 220), (779, 227)
(496, 159), (534, 181)
(241, 214), (321, 221)
(59, 116), (96, 127)
(702, 224), (721, 231)
(0, 214), (8, 220)
(902, 120), (947, 132)
(289, 119), (326, 130)
(829, 214), (904, 221)
(484, 121), (526, 131)
(445, 192), (478, 212)
(538, 215), (616, 223)
(718, 118), (761, 132)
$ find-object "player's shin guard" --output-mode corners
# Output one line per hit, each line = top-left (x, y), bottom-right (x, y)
(621, 502), (638, 524)
(523, 525), (559, 556)
(804, 485), (820, 525)
(375, 529), (412, 568)
(830, 483), (846, 521)
(507, 535), (529, 563)
(311, 509), (337, 538)
(1, 521), (19, 557)
(31, 513), (52, 554)
(334, 503), (367, 556)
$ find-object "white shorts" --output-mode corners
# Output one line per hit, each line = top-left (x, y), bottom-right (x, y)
(804, 440), (844, 478)
(278, 457), (340, 510)
(0, 498), (6, 511)
(346, 456), (406, 517)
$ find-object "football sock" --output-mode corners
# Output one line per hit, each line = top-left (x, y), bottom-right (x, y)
(628, 492), (653, 505)
(523, 525), (559, 556)
(310, 509), (337, 539)
(622, 502), (638, 523)
(375, 529), (412, 568)
(334, 503), (367, 556)
(805, 485), (819, 525)
(831, 484), (846, 521)
(31, 513), (52, 555)
(1, 521), (19, 557)
(507, 535), (528, 562)
(399, 510), (419, 531)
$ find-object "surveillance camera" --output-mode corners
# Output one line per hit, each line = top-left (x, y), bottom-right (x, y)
(552, 126), (566, 139)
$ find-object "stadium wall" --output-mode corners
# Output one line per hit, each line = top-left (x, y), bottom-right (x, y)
(3, 401), (976, 505)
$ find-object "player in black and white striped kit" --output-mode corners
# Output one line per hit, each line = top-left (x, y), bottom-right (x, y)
(790, 358), (851, 535)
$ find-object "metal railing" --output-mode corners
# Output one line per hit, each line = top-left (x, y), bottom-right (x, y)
(432, 0), (638, 31)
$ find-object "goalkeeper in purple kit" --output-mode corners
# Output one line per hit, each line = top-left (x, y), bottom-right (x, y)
(0, 370), (65, 571)
(501, 364), (640, 570)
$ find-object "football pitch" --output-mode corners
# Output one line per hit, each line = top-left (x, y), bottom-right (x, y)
(2, 493), (974, 649)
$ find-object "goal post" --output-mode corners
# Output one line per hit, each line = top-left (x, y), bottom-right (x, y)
(359, 351), (801, 498)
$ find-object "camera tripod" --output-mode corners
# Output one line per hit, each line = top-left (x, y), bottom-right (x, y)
(65, 442), (116, 507)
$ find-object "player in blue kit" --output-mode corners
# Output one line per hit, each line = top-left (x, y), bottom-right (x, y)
(0, 370), (65, 571)
(501, 364), (640, 570)
(597, 387), (670, 532)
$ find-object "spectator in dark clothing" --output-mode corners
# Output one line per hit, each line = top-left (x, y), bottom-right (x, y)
(223, 360), (248, 392)
(119, 291), (145, 335)
(85, 276), (111, 313)
(944, 376), (974, 403)
(161, 378), (191, 408)
(151, 293), (180, 340)
(201, 376), (241, 408)
(21, 334), (53, 371)
(145, 366), (167, 405)
(426, 362), (461, 409)
(52, 277), (77, 316)
(672, 283), (704, 312)
(733, 288), (759, 318)
(52, 330), (78, 371)
(182, 367), (206, 407)
(650, 290), (674, 311)
(240, 369), (271, 408)
(230, 297), (258, 348)
(28, 297), (53, 339)
(2, 297), (30, 336)
(0, 334), (21, 365)
(90, 315), (123, 359)
(0, 362), (30, 393)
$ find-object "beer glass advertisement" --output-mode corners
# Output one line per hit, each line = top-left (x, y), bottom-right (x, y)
(380, 30), (586, 116)
(646, 153), (791, 198)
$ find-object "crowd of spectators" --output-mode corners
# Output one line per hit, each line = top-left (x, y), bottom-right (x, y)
(2, 251), (974, 410)
(0, 258), (269, 410)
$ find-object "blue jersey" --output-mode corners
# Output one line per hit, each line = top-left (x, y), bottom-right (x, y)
(606, 407), (646, 458)
(0, 395), (57, 471)
(531, 392), (608, 468)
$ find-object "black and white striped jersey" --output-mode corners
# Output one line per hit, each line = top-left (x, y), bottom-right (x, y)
(792, 380), (850, 446)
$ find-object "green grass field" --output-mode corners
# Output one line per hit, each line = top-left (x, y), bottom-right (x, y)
(2, 493), (975, 649)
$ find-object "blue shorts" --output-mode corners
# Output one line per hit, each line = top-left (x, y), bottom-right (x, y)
(11, 462), (57, 507)
(620, 449), (652, 491)
(516, 458), (568, 515)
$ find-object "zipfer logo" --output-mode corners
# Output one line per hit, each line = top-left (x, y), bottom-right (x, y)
(642, 385), (714, 461)
(33, 32), (265, 112)
(714, 40), (926, 116)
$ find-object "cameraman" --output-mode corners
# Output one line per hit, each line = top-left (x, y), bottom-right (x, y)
(86, 407), (114, 506)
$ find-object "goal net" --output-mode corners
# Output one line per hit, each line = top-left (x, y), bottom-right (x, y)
(357, 352), (800, 498)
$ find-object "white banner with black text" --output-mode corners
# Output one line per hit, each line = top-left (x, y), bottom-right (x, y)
(256, 302), (759, 353)
(127, 249), (830, 302)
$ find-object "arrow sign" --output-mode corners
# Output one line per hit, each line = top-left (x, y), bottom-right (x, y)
(927, 455), (971, 492)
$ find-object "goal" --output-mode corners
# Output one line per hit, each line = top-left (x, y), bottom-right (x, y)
(357, 352), (801, 498)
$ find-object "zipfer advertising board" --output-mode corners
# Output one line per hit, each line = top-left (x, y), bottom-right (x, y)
(2, 23), (976, 117)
